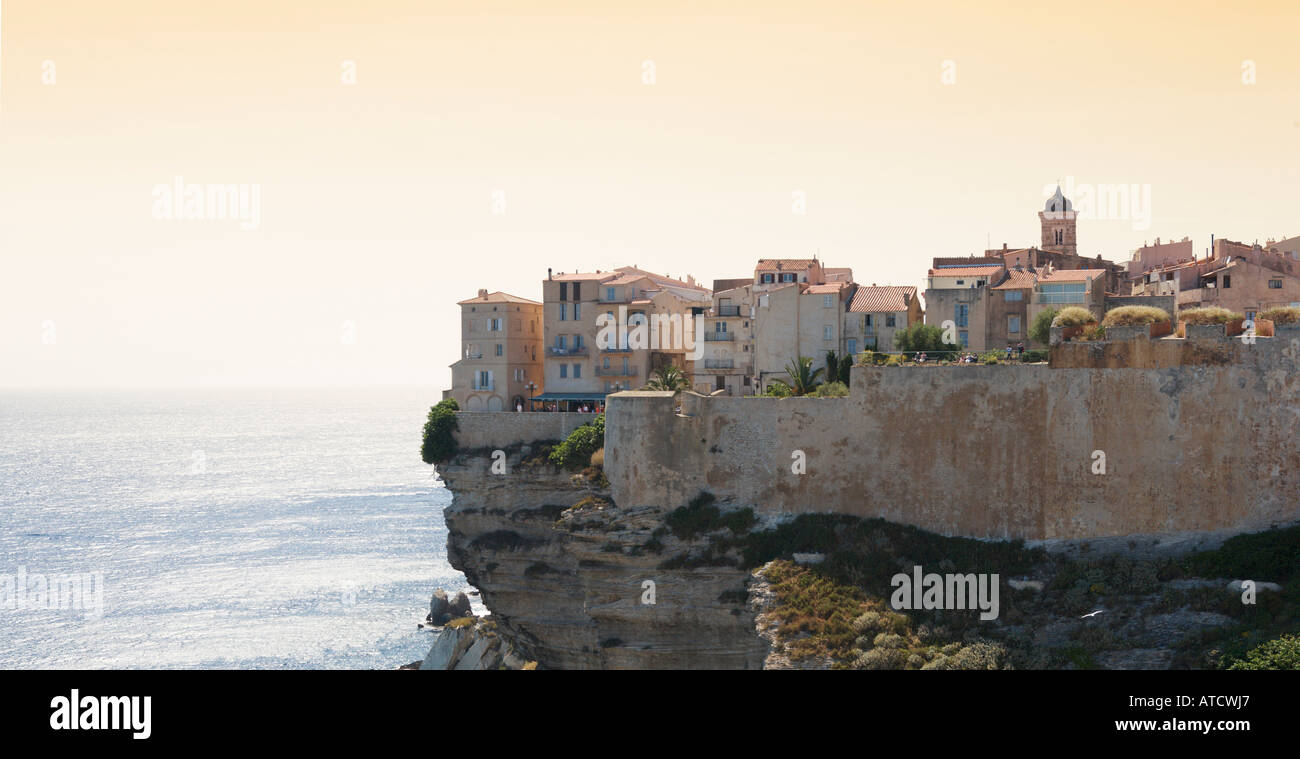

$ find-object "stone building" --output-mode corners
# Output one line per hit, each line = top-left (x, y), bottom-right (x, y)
(842, 284), (923, 354)
(448, 290), (543, 411)
(692, 284), (756, 396)
(538, 266), (710, 409)
(923, 260), (1005, 350)
(1130, 238), (1300, 321)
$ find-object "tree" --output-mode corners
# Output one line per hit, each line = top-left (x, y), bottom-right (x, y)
(645, 364), (689, 392)
(420, 399), (460, 464)
(1029, 307), (1058, 346)
(893, 323), (952, 354)
(769, 356), (824, 396)
(825, 351), (840, 384)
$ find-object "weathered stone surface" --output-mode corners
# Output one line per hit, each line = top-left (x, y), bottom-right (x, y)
(428, 589), (451, 625)
(436, 451), (769, 670)
(419, 617), (527, 670)
(448, 592), (472, 619)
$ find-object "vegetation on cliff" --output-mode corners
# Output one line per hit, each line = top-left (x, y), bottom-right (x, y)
(1178, 306), (1243, 325)
(548, 414), (604, 470)
(420, 399), (459, 464)
(1101, 304), (1171, 327)
(1029, 307), (1057, 344)
(1260, 306), (1300, 325)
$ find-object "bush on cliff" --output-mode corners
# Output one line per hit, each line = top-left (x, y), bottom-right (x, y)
(1051, 306), (1097, 328)
(1029, 308), (1057, 345)
(1101, 305), (1170, 327)
(1178, 306), (1243, 325)
(548, 414), (604, 470)
(1260, 306), (1300, 326)
(420, 399), (459, 464)
(1228, 634), (1300, 670)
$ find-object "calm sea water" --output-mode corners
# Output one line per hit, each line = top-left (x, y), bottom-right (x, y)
(0, 388), (463, 669)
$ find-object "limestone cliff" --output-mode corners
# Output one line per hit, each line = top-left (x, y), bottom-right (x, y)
(436, 444), (769, 669)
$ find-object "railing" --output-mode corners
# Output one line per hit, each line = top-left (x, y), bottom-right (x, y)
(715, 306), (741, 317)
(595, 366), (638, 377)
(464, 352), (483, 359)
(471, 381), (495, 391)
(601, 346), (633, 353)
(704, 332), (733, 341)
(703, 359), (734, 369)
(547, 346), (589, 356)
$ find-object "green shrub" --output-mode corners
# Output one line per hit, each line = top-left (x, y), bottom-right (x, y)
(1029, 307), (1058, 344)
(420, 399), (460, 464)
(665, 492), (757, 539)
(978, 351), (1001, 365)
(548, 414), (605, 470)
(884, 354), (903, 366)
(1228, 634), (1300, 670)
(1021, 349), (1049, 363)
(1260, 306), (1300, 325)
(762, 382), (793, 397)
(1051, 306), (1097, 328)
(1101, 305), (1170, 327)
(809, 381), (849, 397)
(1183, 524), (1300, 582)
(1178, 306), (1243, 325)
(894, 323), (955, 352)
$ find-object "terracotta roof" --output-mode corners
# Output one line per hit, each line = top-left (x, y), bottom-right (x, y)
(991, 269), (1038, 290)
(928, 264), (1005, 277)
(805, 283), (846, 295)
(755, 259), (817, 272)
(457, 291), (542, 306)
(848, 285), (916, 313)
(613, 266), (710, 292)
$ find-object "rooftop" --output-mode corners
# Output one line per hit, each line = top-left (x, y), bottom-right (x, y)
(848, 285), (916, 312)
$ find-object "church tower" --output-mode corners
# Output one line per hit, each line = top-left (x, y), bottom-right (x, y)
(1039, 185), (1077, 255)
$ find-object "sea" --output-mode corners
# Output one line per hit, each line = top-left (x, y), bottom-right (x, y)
(0, 388), (466, 669)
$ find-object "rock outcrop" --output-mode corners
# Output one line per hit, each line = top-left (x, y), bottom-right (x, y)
(419, 617), (530, 670)
(434, 444), (769, 669)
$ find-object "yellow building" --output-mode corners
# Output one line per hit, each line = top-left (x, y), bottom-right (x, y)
(448, 290), (543, 411)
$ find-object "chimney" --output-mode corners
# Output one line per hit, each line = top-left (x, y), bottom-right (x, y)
(548, 268), (553, 280)
(477, 288), (488, 299)
(1002, 243), (1008, 251)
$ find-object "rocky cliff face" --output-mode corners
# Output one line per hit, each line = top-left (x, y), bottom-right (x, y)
(436, 444), (769, 669)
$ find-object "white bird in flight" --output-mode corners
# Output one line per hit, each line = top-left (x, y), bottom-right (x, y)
(1079, 610), (1105, 619)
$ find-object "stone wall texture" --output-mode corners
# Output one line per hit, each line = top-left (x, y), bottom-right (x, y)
(605, 334), (1300, 543)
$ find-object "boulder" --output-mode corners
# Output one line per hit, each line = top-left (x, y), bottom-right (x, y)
(448, 591), (473, 618)
(428, 589), (452, 625)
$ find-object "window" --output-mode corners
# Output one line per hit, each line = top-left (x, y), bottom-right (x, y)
(559, 283), (568, 301)
(489, 317), (503, 331)
(823, 325), (833, 340)
(716, 321), (727, 333)
(1005, 290), (1023, 302)
(560, 365), (568, 378)
(1008, 316), (1020, 334)
(959, 330), (969, 347)
(847, 339), (857, 354)
(885, 315), (896, 327)
(781, 273), (795, 283)
(955, 304), (969, 328)
(1055, 229), (1063, 245)
(475, 370), (491, 389)
(514, 369), (524, 381)
(1269, 280), (1283, 289)
(823, 295), (833, 308)
(1223, 275), (1231, 289)
(573, 363), (581, 378)
(865, 314), (873, 326)
(605, 286), (617, 301)
(575, 335), (584, 349)
(495, 344), (503, 356)
(573, 303), (581, 320)
(557, 335), (567, 350)
(760, 273), (774, 284)
(572, 283), (581, 300)
(559, 304), (567, 321)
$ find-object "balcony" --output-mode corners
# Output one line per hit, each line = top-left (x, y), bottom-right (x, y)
(601, 345), (634, 353)
(546, 346), (589, 356)
(703, 359), (734, 369)
(704, 332), (734, 341)
(595, 365), (638, 377)
(470, 382), (495, 392)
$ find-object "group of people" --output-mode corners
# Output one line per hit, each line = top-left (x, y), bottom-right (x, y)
(517, 402), (603, 413)
(910, 342), (1027, 364)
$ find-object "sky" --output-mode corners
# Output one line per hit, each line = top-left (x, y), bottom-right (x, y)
(1, 0), (1297, 388)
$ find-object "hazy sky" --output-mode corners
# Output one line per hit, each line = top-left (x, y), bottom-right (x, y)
(2, 0), (1297, 388)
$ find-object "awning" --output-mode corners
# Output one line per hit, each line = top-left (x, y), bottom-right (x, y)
(529, 392), (609, 402)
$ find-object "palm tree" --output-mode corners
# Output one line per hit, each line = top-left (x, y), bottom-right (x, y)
(645, 364), (689, 393)
(769, 356), (824, 396)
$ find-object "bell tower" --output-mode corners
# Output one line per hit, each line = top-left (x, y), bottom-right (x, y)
(1039, 185), (1077, 255)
